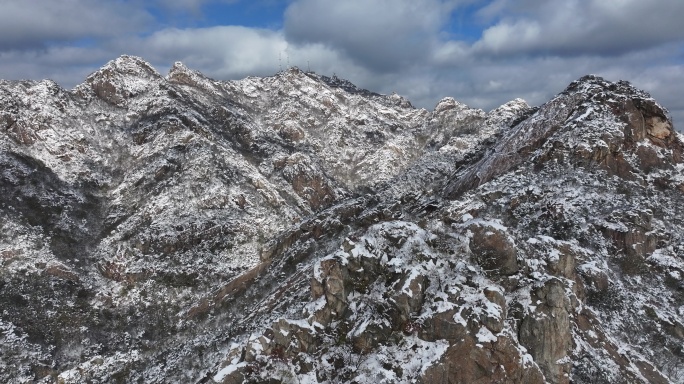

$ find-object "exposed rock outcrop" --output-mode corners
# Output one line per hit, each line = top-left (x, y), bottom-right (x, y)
(519, 279), (573, 384)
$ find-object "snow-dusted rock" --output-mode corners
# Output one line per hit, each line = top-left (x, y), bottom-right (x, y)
(1, 57), (682, 383)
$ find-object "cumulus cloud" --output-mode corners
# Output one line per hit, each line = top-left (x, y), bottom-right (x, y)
(115, 26), (366, 82)
(284, 0), (462, 71)
(0, 0), (153, 51)
(473, 0), (684, 57)
(129, 26), (288, 77)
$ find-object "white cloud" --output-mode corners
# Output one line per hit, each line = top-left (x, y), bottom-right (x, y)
(133, 26), (288, 77)
(116, 26), (366, 82)
(284, 0), (461, 71)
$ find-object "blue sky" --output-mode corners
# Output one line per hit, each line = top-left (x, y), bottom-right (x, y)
(1, 0), (684, 127)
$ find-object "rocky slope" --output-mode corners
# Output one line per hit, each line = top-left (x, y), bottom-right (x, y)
(0, 56), (682, 383)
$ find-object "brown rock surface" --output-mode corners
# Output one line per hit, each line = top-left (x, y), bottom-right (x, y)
(519, 279), (572, 384)
(468, 222), (519, 275)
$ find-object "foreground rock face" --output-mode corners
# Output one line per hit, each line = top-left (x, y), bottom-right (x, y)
(1, 58), (683, 383)
(519, 279), (572, 384)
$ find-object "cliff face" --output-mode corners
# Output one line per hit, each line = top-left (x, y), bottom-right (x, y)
(0, 57), (682, 383)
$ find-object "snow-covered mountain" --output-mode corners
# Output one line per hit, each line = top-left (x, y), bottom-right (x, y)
(0, 56), (682, 383)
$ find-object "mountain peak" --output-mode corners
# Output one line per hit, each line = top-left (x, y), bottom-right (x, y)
(83, 55), (163, 107)
(445, 75), (683, 198)
(562, 74), (676, 145)
(97, 55), (160, 78)
(166, 60), (215, 90)
(318, 73), (382, 97)
(168, 60), (189, 74)
(434, 97), (467, 113)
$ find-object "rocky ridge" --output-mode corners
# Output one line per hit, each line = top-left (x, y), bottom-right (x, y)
(0, 56), (682, 383)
